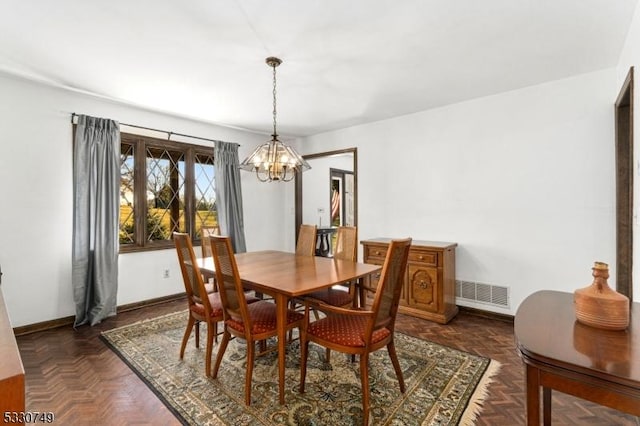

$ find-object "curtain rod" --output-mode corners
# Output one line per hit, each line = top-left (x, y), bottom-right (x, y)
(71, 113), (239, 146)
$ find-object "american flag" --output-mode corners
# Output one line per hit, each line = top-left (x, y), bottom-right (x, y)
(331, 188), (340, 221)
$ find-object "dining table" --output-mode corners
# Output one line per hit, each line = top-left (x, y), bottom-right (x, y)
(197, 250), (382, 404)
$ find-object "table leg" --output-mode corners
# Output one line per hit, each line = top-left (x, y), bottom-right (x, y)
(542, 387), (551, 426)
(525, 364), (540, 425)
(275, 293), (287, 405)
(358, 277), (366, 308)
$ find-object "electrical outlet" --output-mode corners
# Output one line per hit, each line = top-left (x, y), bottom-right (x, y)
(163, 269), (170, 279)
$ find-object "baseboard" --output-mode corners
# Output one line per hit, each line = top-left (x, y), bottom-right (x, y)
(117, 292), (185, 313)
(458, 305), (514, 323)
(13, 296), (513, 336)
(13, 293), (186, 336)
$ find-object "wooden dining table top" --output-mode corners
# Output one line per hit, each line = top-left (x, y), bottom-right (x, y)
(198, 250), (381, 297)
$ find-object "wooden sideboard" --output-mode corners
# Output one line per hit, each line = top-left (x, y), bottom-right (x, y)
(361, 238), (458, 324)
(0, 285), (25, 418)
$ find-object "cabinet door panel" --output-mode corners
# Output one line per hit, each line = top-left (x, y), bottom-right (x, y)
(407, 264), (439, 312)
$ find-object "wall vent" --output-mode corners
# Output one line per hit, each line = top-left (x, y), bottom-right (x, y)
(456, 280), (510, 308)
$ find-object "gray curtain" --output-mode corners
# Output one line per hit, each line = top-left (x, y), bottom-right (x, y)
(214, 141), (247, 253)
(72, 115), (120, 327)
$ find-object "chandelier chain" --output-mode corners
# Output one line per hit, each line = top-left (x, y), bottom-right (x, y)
(272, 63), (277, 137)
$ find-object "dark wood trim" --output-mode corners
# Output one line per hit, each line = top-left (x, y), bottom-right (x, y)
(294, 170), (303, 246)
(13, 293), (186, 336)
(458, 305), (514, 323)
(117, 292), (186, 313)
(615, 67), (634, 303)
(294, 148), (358, 239)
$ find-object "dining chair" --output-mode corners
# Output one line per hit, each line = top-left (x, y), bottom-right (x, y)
(304, 226), (358, 309)
(173, 232), (257, 376)
(299, 237), (412, 425)
(209, 235), (304, 406)
(295, 224), (317, 257)
(200, 225), (220, 259)
(173, 232), (222, 377)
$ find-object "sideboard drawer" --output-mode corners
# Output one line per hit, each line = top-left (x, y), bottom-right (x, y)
(364, 245), (387, 261)
(408, 249), (437, 266)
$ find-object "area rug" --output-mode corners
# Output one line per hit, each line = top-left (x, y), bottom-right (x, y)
(101, 311), (500, 425)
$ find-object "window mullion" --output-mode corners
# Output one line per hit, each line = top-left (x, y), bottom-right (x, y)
(185, 147), (195, 238)
(134, 139), (147, 246)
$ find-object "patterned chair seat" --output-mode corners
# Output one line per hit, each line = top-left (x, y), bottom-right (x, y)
(192, 292), (259, 319)
(226, 301), (304, 335)
(308, 314), (390, 347)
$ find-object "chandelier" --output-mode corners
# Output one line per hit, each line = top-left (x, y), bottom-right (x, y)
(239, 57), (310, 182)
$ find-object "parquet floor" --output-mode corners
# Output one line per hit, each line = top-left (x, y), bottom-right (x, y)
(16, 299), (640, 425)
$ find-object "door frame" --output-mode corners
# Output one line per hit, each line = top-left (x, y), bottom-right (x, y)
(615, 66), (634, 302)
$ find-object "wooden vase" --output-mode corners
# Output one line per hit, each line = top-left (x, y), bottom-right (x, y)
(574, 262), (630, 330)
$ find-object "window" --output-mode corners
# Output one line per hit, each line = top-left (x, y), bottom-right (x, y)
(119, 133), (217, 252)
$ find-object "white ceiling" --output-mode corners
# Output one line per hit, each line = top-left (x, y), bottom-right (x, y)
(0, 0), (637, 137)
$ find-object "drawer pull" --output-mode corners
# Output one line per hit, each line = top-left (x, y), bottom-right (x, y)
(420, 280), (428, 289)
(418, 255), (424, 260)
(375, 251), (381, 256)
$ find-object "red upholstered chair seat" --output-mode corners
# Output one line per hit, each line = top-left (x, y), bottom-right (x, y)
(192, 292), (259, 319)
(306, 288), (353, 307)
(191, 292), (223, 318)
(226, 301), (304, 335)
(307, 314), (391, 347)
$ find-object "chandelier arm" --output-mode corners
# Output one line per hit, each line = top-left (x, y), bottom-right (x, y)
(255, 167), (269, 183)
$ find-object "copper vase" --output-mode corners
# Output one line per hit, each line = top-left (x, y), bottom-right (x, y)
(574, 262), (629, 330)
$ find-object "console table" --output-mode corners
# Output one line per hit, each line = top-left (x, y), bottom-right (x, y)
(514, 290), (640, 425)
(315, 227), (336, 257)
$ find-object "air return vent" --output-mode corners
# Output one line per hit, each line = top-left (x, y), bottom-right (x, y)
(456, 280), (510, 308)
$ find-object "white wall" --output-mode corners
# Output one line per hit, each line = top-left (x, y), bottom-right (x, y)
(298, 68), (619, 314)
(0, 73), (289, 327)
(616, 1), (640, 304)
(2, 36), (633, 326)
